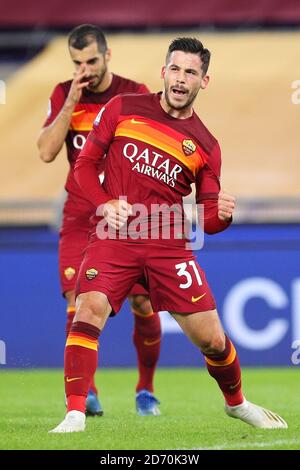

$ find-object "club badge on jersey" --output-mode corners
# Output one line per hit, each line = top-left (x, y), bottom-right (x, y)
(182, 139), (196, 156)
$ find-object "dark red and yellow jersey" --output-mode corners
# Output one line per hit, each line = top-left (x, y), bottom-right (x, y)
(44, 74), (149, 196)
(76, 92), (230, 237)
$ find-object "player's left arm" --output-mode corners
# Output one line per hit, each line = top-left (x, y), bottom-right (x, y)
(196, 142), (235, 234)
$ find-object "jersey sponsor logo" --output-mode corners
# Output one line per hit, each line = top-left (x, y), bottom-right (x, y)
(182, 139), (196, 156)
(73, 134), (86, 149)
(66, 377), (82, 383)
(64, 267), (76, 280)
(123, 142), (183, 188)
(131, 118), (147, 125)
(191, 293), (206, 302)
(86, 268), (99, 280)
(94, 107), (105, 126)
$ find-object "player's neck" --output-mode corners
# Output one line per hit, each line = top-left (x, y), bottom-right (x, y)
(160, 93), (193, 119)
(94, 71), (113, 93)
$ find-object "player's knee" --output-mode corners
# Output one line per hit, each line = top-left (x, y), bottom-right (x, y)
(75, 293), (107, 323)
(75, 304), (96, 323)
(129, 295), (152, 316)
(65, 289), (76, 306)
(200, 333), (226, 355)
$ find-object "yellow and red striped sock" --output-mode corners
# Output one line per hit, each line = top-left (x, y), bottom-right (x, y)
(66, 308), (98, 396)
(65, 321), (100, 413)
(204, 335), (243, 406)
(132, 310), (161, 393)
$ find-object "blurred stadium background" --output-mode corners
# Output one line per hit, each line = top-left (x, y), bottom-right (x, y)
(0, 0), (299, 388)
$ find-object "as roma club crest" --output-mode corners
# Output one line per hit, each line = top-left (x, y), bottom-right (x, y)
(182, 139), (196, 156)
(85, 268), (99, 280)
(64, 267), (76, 281)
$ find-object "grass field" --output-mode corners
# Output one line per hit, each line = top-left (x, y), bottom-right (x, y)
(0, 368), (298, 450)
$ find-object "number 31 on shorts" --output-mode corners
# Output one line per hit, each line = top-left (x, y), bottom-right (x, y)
(175, 261), (202, 289)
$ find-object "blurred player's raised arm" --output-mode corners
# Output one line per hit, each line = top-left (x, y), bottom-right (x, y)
(37, 65), (90, 163)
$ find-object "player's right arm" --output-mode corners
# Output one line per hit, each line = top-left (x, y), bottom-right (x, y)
(75, 96), (132, 229)
(37, 65), (90, 163)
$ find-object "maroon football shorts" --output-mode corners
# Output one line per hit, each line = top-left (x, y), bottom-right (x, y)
(59, 193), (148, 297)
(76, 238), (216, 314)
(59, 211), (92, 295)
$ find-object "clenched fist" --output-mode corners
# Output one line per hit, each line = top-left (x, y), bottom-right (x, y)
(103, 199), (133, 230)
(218, 192), (236, 222)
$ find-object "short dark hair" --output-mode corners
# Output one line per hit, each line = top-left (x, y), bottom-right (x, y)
(166, 37), (211, 75)
(68, 24), (107, 54)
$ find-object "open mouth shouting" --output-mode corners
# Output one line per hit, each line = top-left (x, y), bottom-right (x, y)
(170, 86), (188, 100)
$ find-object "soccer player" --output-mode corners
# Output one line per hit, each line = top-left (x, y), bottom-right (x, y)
(50, 37), (288, 432)
(38, 24), (161, 417)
